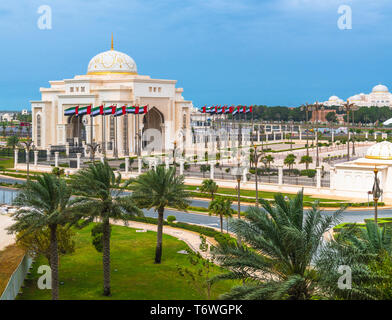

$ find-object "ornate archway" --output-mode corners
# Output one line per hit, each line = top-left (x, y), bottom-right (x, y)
(142, 107), (164, 150)
(67, 115), (86, 145)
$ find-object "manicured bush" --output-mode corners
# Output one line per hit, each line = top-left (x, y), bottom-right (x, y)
(300, 169), (316, 178)
(167, 215), (176, 223)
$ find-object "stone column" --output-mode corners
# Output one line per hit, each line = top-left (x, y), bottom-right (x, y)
(180, 160), (184, 175)
(316, 166), (321, 188)
(125, 156), (129, 173)
(54, 152), (59, 167)
(46, 147), (50, 161)
(266, 133), (268, 143)
(210, 161), (214, 180)
(299, 128), (302, 141)
(329, 168), (335, 190)
(100, 156), (104, 164)
(14, 148), (18, 168)
(65, 142), (70, 157)
(165, 157), (169, 170)
(374, 132), (377, 140)
(76, 153), (81, 169)
(278, 165), (283, 186)
(243, 167), (248, 183)
(257, 130), (260, 142)
(273, 132), (276, 141)
(331, 130), (334, 143)
(34, 150), (38, 167)
(138, 157), (142, 174)
(365, 131), (369, 140)
(148, 160), (152, 170)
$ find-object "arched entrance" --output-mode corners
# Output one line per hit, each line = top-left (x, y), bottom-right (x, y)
(142, 107), (164, 150)
(67, 115), (86, 146)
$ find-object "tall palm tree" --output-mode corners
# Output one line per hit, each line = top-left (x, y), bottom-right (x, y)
(284, 153), (296, 176)
(299, 155), (313, 170)
(212, 191), (344, 300)
(130, 166), (190, 263)
(208, 197), (234, 233)
(70, 162), (142, 296)
(201, 179), (218, 201)
(7, 174), (74, 300)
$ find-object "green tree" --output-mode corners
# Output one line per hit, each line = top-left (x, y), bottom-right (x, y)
(200, 164), (209, 178)
(326, 112), (337, 123)
(284, 153), (296, 175)
(130, 166), (191, 263)
(263, 155), (274, 169)
(16, 226), (75, 265)
(70, 162), (142, 296)
(8, 174), (74, 300)
(316, 221), (390, 299)
(52, 166), (65, 178)
(208, 197), (234, 233)
(299, 155), (313, 170)
(201, 179), (218, 201)
(7, 135), (19, 151)
(212, 191), (343, 300)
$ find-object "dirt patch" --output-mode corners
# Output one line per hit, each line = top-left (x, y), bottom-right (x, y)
(0, 244), (25, 295)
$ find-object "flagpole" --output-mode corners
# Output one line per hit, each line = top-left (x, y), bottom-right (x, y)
(103, 105), (106, 159)
(114, 106), (118, 159)
(90, 105), (93, 161)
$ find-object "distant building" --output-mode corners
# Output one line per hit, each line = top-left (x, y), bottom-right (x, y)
(310, 109), (336, 123)
(322, 84), (392, 107)
(21, 109), (29, 115)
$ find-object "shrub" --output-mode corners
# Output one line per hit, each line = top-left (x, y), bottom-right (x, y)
(167, 215), (176, 223)
(300, 169), (316, 178)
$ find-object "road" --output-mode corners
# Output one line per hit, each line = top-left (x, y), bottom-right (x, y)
(1, 182), (390, 232)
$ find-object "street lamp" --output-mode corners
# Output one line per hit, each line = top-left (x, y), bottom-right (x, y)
(86, 142), (100, 162)
(300, 103), (311, 157)
(232, 162), (243, 245)
(311, 102), (324, 167)
(19, 138), (34, 181)
(372, 167), (382, 225)
(172, 140), (178, 171)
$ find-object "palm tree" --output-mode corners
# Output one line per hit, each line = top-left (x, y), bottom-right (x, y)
(201, 179), (218, 201)
(70, 162), (142, 296)
(208, 197), (234, 233)
(316, 221), (390, 299)
(7, 135), (19, 151)
(299, 155), (313, 170)
(284, 153), (296, 175)
(212, 191), (344, 300)
(263, 155), (274, 169)
(130, 166), (191, 263)
(7, 174), (74, 300)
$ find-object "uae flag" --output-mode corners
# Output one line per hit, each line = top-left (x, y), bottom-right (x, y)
(101, 105), (116, 115)
(64, 106), (79, 116)
(91, 105), (104, 117)
(115, 105), (127, 117)
(127, 105), (148, 114)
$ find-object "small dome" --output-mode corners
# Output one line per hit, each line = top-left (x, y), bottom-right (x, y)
(349, 94), (361, 101)
(329, 95), (339, 101)
(372, 84), (389, 93)
(365, 141), (392, 160)
(87, 49), (137, 75)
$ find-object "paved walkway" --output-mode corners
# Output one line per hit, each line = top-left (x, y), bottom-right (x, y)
(110, 219), (215, 259)
(0, 215), (15, 251)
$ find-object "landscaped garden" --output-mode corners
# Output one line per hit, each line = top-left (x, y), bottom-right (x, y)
(17, 224), (234, 300)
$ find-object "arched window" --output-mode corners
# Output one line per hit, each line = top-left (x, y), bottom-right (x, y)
(182, 114), (187, 129)
(36, 114), (41, 147)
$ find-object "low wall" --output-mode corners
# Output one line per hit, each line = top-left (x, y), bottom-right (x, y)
(0, 254), (33, 300)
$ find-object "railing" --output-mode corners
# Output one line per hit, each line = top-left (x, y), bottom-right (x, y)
(0, 254), (33, 300)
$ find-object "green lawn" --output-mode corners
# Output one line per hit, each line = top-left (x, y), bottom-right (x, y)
(0, 156), (14, 169)
(186, 185), (343, 203)
(18, 224), (234, 300)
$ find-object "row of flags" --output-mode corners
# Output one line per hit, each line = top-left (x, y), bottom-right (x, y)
(64, 105), (148, 117)
(199, 105), (253, 115)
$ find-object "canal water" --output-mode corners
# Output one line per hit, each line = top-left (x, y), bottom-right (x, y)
(0, 187), (19, 205)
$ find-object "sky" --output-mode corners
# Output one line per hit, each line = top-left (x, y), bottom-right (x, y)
(0, 0), (392, 110)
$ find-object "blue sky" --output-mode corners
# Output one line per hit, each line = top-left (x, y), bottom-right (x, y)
(0, 0), (391, 110)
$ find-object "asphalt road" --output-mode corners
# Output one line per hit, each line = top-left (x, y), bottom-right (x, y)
(0, 176), (389, 230)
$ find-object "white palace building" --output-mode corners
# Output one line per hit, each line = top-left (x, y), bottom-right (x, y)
(323, 84), (392, 107)
(31, 38), (193, 157)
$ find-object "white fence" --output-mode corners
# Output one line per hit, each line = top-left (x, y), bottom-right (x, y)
(0, 254), (33, 300)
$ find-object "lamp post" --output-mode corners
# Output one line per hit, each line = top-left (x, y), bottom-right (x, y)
(20, 138), (34, 181)
(252, 143), (263, 206)
(372, 167), (382, 225)
(311, 102), (324, 167)
(172, 140), (178, 173)
(300, 103), (311, 157)
(86, 142), (100, 162)
(232, 161), (242, 245)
